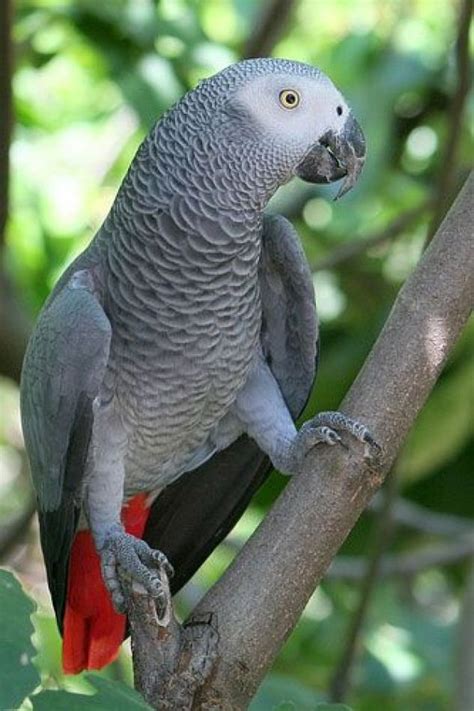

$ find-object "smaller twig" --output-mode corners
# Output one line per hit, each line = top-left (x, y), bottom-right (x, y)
(328, 535), (474, 580)
(329, 468), (399, 702)
(425, 0), (472, 243)
(311, 199), (432, 273)
(243, 0), (298, 59)
(370, 494), (473, 537)
(128, 574), (219, 710)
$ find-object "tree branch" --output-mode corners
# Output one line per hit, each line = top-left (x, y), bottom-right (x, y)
(425, 0), (472, 243)
(128, 581), (219, 709)
(222, 495), (474, 577)
(370, 494), (473, 537)
(329, 468), (399, 702)
(180, 173), (474, 709)
(328, 535), (474, 580)
(243, 0), (298, 59)
(0, 0), (32, 384)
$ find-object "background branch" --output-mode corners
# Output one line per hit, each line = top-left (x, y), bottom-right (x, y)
(329, 468), (399, 702)
(243, 0), (298, 59)
(425, 0), (472, 242)
(311, 199), (432, 272)
(0, 0), (32, 384)
(370, 493), (473, 537)
(180, 173), (474, 709)
(329, 536), (474, 581)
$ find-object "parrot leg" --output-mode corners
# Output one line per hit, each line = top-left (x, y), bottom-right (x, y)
(234, 357), (380, 476)
(100, 525), (174, 614)
(86, 400), (173, 615)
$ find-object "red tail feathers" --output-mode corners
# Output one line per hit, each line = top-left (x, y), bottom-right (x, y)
(62, 494), (150, 674)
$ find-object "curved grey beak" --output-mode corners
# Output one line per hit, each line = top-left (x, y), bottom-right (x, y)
(295, 113), (366, 199)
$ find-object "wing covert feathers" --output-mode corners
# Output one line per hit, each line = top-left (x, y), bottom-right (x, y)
(20, 268), (111, 624)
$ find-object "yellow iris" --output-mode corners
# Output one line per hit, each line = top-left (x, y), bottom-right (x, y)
(279, 89), (300, 109)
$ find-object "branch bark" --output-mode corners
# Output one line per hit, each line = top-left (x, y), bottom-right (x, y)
(129, 581), (219, 709)
(176, 173), (473, 708)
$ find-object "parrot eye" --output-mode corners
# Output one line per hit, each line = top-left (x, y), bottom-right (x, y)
(279, 89), (300, 109)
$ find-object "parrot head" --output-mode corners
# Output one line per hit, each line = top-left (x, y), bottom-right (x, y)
(226, 59), (366, 199)
(191, 59), (366, 197)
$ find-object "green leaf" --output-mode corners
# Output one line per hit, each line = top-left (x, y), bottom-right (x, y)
(31, 674), (152, 710)
(32, 610), (63, 679)
(0, 569), (40, 709)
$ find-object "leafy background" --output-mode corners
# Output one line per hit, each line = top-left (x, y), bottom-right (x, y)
(0, 0), (472, 709)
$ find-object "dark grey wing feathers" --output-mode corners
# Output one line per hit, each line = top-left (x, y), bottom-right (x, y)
(21, 268), (111, 624)
(260, 214), (318, 417)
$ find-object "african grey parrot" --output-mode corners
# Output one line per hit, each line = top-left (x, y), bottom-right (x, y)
(20, 58), (376, 673)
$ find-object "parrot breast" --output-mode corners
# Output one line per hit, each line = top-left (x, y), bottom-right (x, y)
(87, 77), (285, 495)
(97, 193), (263, 494)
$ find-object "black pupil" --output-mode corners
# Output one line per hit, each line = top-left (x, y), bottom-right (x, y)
(286, 93), (296, 104)
(337, 105), (343, 116)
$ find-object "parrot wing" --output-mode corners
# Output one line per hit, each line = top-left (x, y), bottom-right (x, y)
(143, 214), (319, 593)
(258, 214), (318, 419)
(20, 269), (111, 623)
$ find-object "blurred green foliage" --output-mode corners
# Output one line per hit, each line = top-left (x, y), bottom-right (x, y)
(0, 570), (39, 709)
(0, 0), (473, 709)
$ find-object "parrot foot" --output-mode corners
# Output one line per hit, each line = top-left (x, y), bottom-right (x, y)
(311, 411), (380, 457)
(281, 410), (380, 474)
(100, 525), (174, 615)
